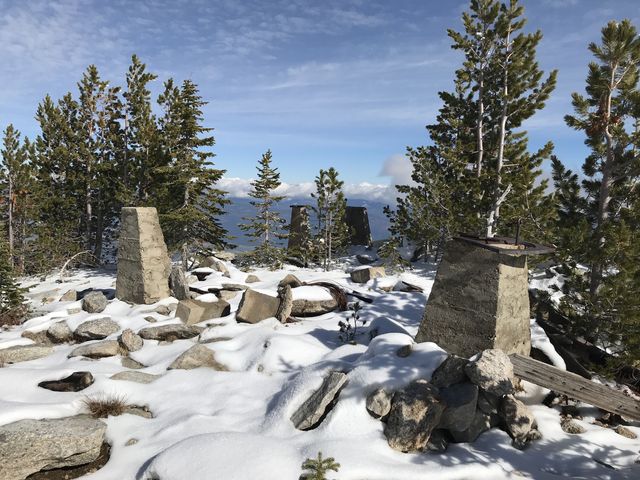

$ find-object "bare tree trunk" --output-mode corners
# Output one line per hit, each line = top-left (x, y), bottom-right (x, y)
(7, 175), (14, 268)
(476, 71), (485, 178)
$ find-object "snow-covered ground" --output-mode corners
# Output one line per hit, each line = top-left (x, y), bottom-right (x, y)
(1, 258), (639, 480)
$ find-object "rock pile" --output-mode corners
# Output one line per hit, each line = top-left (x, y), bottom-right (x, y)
(369, 349), (541, 452)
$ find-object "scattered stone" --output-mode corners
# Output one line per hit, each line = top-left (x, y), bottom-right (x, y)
(278, 274), (303, 289)
(81, 291), (108, 313)
(116, 207), (171, 304)
(236, 289), (281, 324)
(465, 349), (514, 397)
(216, 290), (239, 301)
(449, 409), (493, 443)
(75, 318), (120, 341)
(125, 438), (138, 446)
(21, 329), (51, 345)
(291, 289), (338, 317)
(47, 321), (73, 343)
(220, 283), (248, 291)
(356, 254), (376, 265)
(245, 274), (260, 283)
(154, 304), (173, 316)
(0, 345), (53, 364)
(38, 371), (94, 392)
(500, 395), (539, 449)
(397, 344), (413, 358)
(175, 298), (231, 325)
(0, 415), (106, 480)
(350, 266), (385, 284)
(121, 357), (146, 369)
(123, 405), (153, 419)
(118, 329), (143, 352)
(169, 266), (189, 301)
(366, 388), (393, 419)
(138, 324), (201, 341)
(60, 289), (78, 302)
(430, 354), (469, 388)
(615, 425), (637, 439)
(110, 371), (161, 384)
(561, 418), (586, 434)
(291, 371), (348, 431)
(167, 344), (228, 370)
(276, 285), (293, 322)
(384, 379), (444, 453)
(144, 316), (158, 323)
(560, 404), (581, 418)
(68, 340), (120, 359)
(426, 429), (450, 452)
(438, 382), (479, 432)
(67, 307), (82, 315)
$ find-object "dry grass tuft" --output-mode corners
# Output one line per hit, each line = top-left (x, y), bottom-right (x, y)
(82, 393), (129, 418)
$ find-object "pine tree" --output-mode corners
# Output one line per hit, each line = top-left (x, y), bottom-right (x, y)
(554, 20), (640, 369)
(312, 168), (349, 271)
(239, 150), (287, 267)
(156, 79), (229, 268)
(0, 233), (25, 324)
(300, 452), (340, 480)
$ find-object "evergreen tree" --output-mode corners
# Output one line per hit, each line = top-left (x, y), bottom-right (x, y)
(300, 452), (340, 480)
(0, 233), (25, 324)
(0, 125), (34, 273)
(554, 20), (640, 369)
(312, 168), (349, 271)
(156, 79), (229, 268)
(239, 150), (287, 267)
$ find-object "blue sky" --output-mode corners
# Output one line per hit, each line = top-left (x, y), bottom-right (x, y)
(1, 0), (639, 201)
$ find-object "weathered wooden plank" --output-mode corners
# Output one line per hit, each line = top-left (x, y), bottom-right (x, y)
(509, 353), (640, 421)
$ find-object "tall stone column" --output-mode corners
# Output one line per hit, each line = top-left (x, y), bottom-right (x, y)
(116, 207), (171, 304)
(345, 206), (372, 246)
(287, 205), (308, 253)
(415, 238), (532, 357)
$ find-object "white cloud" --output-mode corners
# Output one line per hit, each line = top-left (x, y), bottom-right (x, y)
(379, 153), (414, 187)
(219, 177), (395, 202)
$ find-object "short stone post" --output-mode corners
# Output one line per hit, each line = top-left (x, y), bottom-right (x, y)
(116, 207), (171, 304)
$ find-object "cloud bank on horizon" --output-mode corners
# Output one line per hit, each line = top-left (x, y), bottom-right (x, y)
(1, 0), (639, 192)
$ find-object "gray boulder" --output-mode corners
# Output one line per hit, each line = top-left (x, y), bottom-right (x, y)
(426, 429), (450, 452)
(60, 289), (78, 302)
(110, 371), (161, 384)
(175, 298), (230, 325)
(430, 354), (469, 388)
(438, 382), (479, 432)
(499, 395), (539, 449)
(350, 266), (385, 284)
(81, 291), (108, 313)
(0, 345), (53, 364)
(21, 329), (51, 345)
(236, 289), (281, 324)
(465, 349), (514, 397)
(276, 285), (293, 323)
(0, 415), (106, 480)
(278, 274), (303, 289)
(216, 289), (239, 301)
(291, 371), (348, 431)
(47, 321), (73, 344)
(449, 409), (494, 443)
(38, 371), (94, 392)
(477, 390), (501, 415)
(245, 274), (260, 283)
(68, 340), (120, 359)
(118, 328), (143, 352)
(138, 324), (201, 341)
(383, 379), (444, 453)
(169, 266), (189, 301)
(366, 387), (393, 419)
(121, 357), (146, 369)
(291, 291), (338, 317)
(74, 318), (120, 341)
(167, 344), (228, 370)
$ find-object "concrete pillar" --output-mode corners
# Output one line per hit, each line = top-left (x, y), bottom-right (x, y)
(287, 205), (308, 252)
(116, 207), (171, 304)
(345, 206), (372, 246)
(415, 238), (531, 357)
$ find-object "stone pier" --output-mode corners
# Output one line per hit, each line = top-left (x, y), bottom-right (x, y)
(415, 237), (532, 357)
(345, 206), (372, 246)
(116, 207), (171, 304)
(287, 205), (309, 253)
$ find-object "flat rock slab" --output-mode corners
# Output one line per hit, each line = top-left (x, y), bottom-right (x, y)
(0, 345), (53, 364)
(110, 371), (161, 384)
(68, 340), (120, 359)
(175, 298), (231, 325)
(0, 415), (106, 480)
(167, 344), (228, 371)
(350, 266), (385, 284)
(236, 289), (281, 324)
(74, 318), (120, 341)
(118, 329), (143, 352)
(291, 371), (348, 430)
(138, 324), (201, 341)
(38, 371), (95, 392)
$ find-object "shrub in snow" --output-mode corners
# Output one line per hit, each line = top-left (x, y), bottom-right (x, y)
(339, 301), (366, 343)
(83, 393), (130, 418)
(300, 452), (340, 480)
